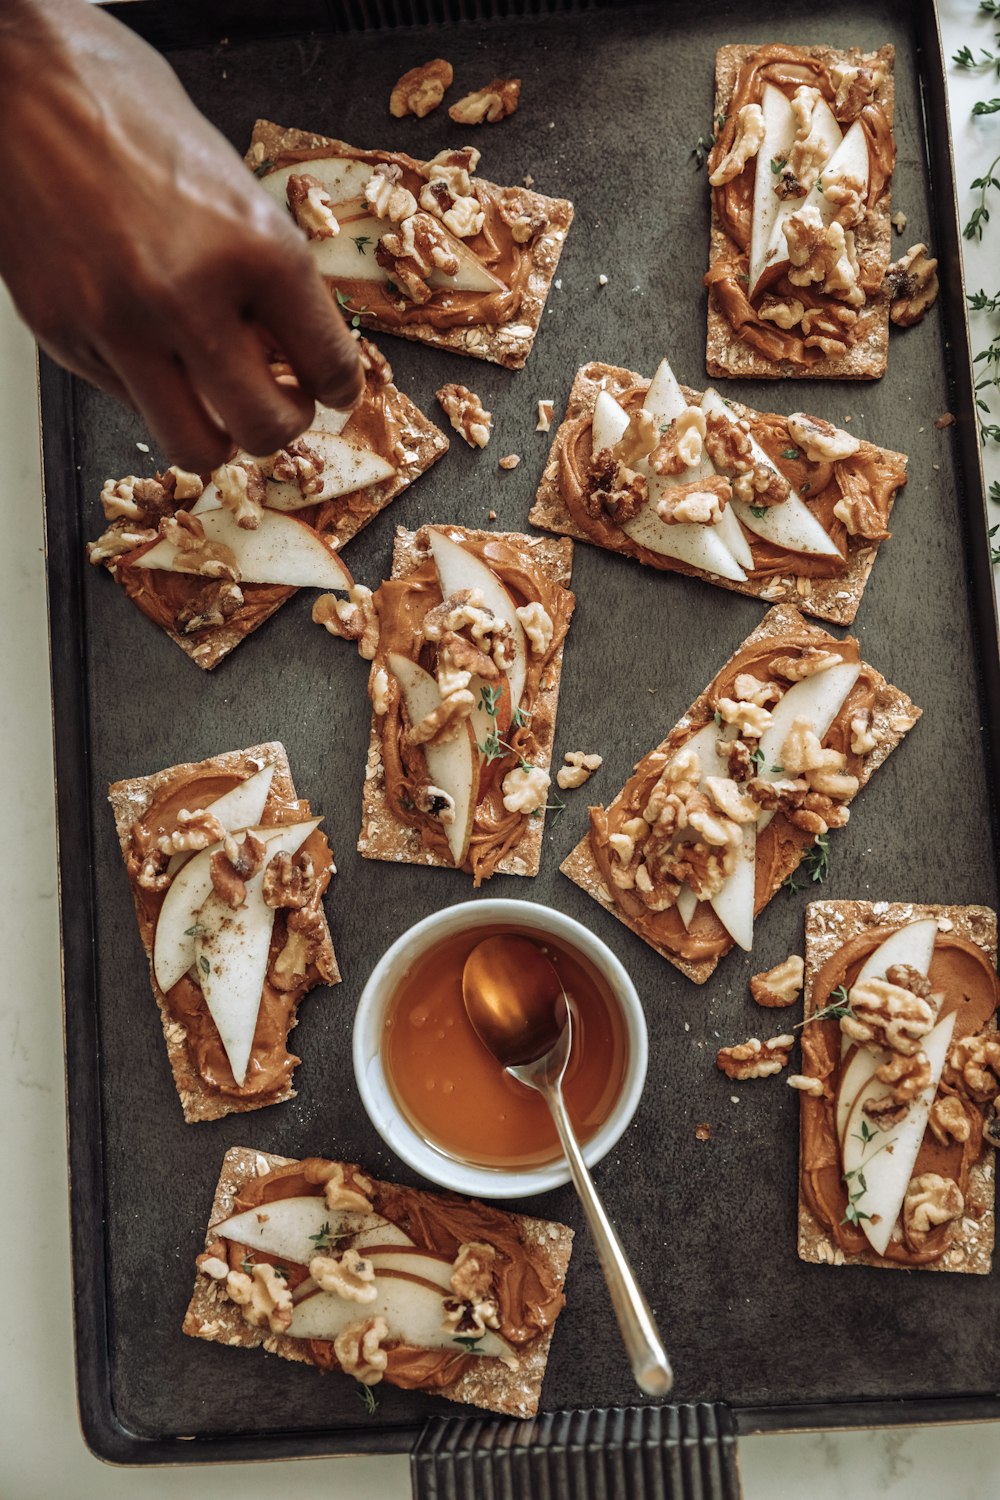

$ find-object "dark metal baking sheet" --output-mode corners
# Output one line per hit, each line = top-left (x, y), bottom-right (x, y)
(45, 0), (999, 1472)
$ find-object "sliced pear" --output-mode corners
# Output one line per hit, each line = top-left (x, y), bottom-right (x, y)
(751, 97), (843, 297)
(165, 765), (275, 878)
(841, 1012), (956, 1258)
(364, 1248), (454, 1293)
(136, 508), (355, 592)
(856, 919), (938, 988)
(426, 528), (528, 713)
(312, 402), (351, 438)
(676, 886), (698, 930)
(620, 503), (748, 581)
(709, 822), (757, 952)
(212, 1199), (407, 1264)
(640, 357), (689, 430)
(387, 652), (479, 867)
(257, 158), (377, 214)
(263, 431), (396, 510)
(835, 1044), (880, 1146)
(288, 1277), (513, 1358)
(747, 84), (797, 294)
(713, 499), (756, 573)
(753, 662), (861, 832)
(152, 819), (319, 995)
(193, 818), (322, 1088)
(700, 390), (841, 560)
(591, 388), (630, 453)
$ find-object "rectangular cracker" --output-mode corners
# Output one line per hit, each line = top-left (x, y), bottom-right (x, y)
(108, 741), (339, 1123)
(183, 1145), (574, 1417)
(359, 526), (574, 879)
(798, 900), (997, 1274)
(97, 345), (449, 670)
(561, 603), (920, 984)
(530, 360), (906, 626)
(706, 44), (895, 380)
(249, 120), (573, 369)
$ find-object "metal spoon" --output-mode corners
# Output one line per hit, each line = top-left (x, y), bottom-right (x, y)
(462, 934), (673, 1397)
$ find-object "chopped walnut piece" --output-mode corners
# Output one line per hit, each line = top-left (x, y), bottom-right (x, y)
(436, 383), (492, 448)
(364, 163), (418, 224)
(703, 412), (790, 507)
(588, 450), (648, 524)
(842, 975), (939, 1056)
(725, 737), (754, 783)
(389, 58), (453, 118)
(703, 775), (759, 824)
(408, 687), (476, 748)
(156, 807), (227, 856)
(611, 408), (658, 468)
(196, 1248), (230, 1281)
(779, 716), (843, 776)
(225, 1263), (293, 1335)
(863, 1050), (932, 1127)
(886, 243), (939, 326)
(87, 520), (158, 567)
(787, 1073), (825, 1097)
(891, 210), (908, 235)
(436, 628), (499, 698)
(286, 173), (340, 239)
(783, 206), (864, 307)
(100, 473), (172, 524)
(209, 829), (267, 908)
(498, 453), (520, 470)
(334, 1316), (389, 1386)
(943, 1033), (1000, 1104)
(313, 585), (379, 660)
(902, 1173), (963, 1250)
(716, 697), (772, 738)
(785, 413), (861, 463)
(175, 579), (245, 634)
(768, 648), (840, 682)
(750, 954), (804, 1008)
(786, 86), (833, 193)
(414, 782), (456, 826)
(733, 673), (781, 707)
(716, 1034), (795, 1080)
(449, 1241), (499, 1327)
(536, 400), (555, 433)
(309, 1248), (378, 1304)
(708, 103), (766, 186)
(304, 1160), (374, 1213)
(695, 1121), (713, 1141)
(419, 151), (485, 238)
(829, 60), (882, 119)
(820, 169), (866, 229)
(267, 436), (325, 497)
(516, 600), (553, 655)
(423, 588), (512, 672)
(758, 296), (806, 331)
(158, 511), (240, 580)
(501, 203), (548, 244)
(370, 666), (390, 717)
(656, 476), (730, 527)
(850, 710), (878, 755)
(928, 1093), (973, 1146)
(501, 763), (550, 815)
(376, 210), (459, 303)
(213, 459), (266, 530)
(830, 462), (891, 542)
(747, 776), (849, 837)
(448, 77), (521, 125)
(649, 406), (707, 474)
(557, 751), (603, 790)
(263, 849), (317, 910)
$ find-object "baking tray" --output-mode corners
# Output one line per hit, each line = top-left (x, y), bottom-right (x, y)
(44, 0), (1000, 1486)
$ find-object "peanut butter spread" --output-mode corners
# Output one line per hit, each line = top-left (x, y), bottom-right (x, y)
(801, 931), (998, 1265)
(375, 531), (574, 885)
(706, 45), (896, 365)
(114, 359), (403, 640)
(558, 380), (904, 577)
(588, 629), (874, 963)
(266, 144), (541, 330)
(127, 765), (335, 1102)
(221, 1159), (565, 1389)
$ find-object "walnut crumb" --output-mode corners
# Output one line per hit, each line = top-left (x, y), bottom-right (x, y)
(695, 1122), (712, 1142)
(556, 751), (603, 790)
(436, 383), (492, 448)
(498, 454), (520, 470)
(934, 412), (955, 429)
(891, 210), (907, 234)
(536, 399), (555, 432)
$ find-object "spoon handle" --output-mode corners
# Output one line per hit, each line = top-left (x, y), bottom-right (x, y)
(545, 1084), (673, 1397)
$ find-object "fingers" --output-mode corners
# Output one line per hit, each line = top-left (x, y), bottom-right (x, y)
(180, 318), (318, 458)
(253, 258), (366, 413)
(113, 350), (234, 473)
(35, 336), (133, 410)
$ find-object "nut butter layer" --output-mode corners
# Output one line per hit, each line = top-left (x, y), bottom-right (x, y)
(530, 360), (906, 626)
(561, 604), (920, 984)
(356, 525), (575, 885)
(706, 44), (895, 380)
(108, 742), (338, 1123)
(88, 340), (448, 670)
(248, 120), (573, 369)
(798, 901), (998, 1274)
(183, 1146), (573, 1418)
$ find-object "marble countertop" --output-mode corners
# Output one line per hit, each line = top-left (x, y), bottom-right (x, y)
(1, 3), (997, 1496)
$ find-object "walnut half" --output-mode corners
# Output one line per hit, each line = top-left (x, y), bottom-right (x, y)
(448, 78), (521, 125)
(716, 1034), (795, 1080)
(436, 384), (492, 448)
(885, 243), (939, 327)
(389, 58), (453, 119)
(750, 954), (804, 1008)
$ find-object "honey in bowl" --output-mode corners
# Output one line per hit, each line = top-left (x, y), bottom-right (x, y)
(382, 923), (629, 1169)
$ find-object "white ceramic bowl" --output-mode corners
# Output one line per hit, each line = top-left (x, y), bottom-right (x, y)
(353, 898), (648, 1198)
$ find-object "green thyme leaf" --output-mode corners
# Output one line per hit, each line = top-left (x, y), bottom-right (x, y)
(252, 159), (275, 178)
(782, 447), (801, 460)
(356, 1384), (379, 1415)
(352, 235), (373, 255)
(749, 505), (769, 518)
(198, 956), (210, 977)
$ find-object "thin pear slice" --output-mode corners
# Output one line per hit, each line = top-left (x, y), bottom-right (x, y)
(753, 662), (861, 832)
(709, 822), (757, 952)
(364, 1248), (454, 1293)
(312, 403), (351, 438)
(193, 819), (322, 1088)
(211, 1199), (409, 1265)
(263, 432), (396, 510)
(640, 357), (690, 431)
(835, 1045), (874, 1147)
(750, 97), (843, 297)
(841, 1012), (956, 1258)
(387, 652), (479, 867)
(165, 764), (275, 877)
(257, 158), (377, 214)
(747, 84), (797, 294)
(840, 916), (940, 1059)
(427, 528), (528, 713)
(288, 1277), (513, 1358)
(136, 508), (354, 592)
(592, 388), (630, 452)
(676, 885), (698, 929)
(700, 390), (841, 560)
(713, 500), (756, 572)
(152, 819), (319, 994)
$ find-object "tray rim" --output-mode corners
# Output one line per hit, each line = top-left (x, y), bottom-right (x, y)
(45, 0), (1000, 1468)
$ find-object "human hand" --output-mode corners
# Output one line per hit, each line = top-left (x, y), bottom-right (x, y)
(0, 0), (364, 471)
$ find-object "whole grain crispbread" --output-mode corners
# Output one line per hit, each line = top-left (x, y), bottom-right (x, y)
(706, 45), (895, 381)
(797, 900), (997, 1275)
(249, 120), (573, 370)
(358, 526), (574, 880)
(530, 360), (905, 625)
(108, 742), (339, 1123)
(182, 1145), (574, 1417)
(560, 604), (921, 984)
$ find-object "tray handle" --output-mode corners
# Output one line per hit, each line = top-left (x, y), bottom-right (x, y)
(410, 1402), (740, 1499)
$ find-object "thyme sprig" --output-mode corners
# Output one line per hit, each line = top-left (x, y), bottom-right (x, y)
(784, 832), (831, 893)
(356, 1385), (379, 1415)
(334, 288), (369, 329)
(796, 984), (853, 1028)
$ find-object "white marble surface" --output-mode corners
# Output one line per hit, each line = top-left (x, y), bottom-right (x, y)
(1, 5), (999, 1497)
